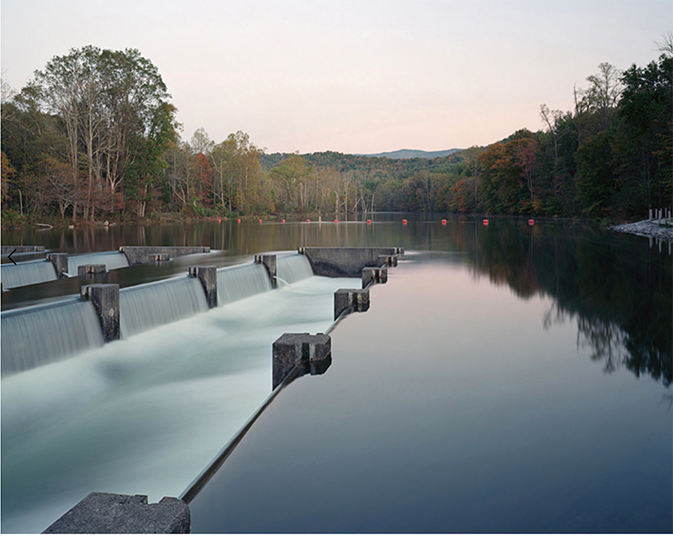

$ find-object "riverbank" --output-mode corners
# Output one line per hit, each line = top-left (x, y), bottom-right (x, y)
(608, 219), (673, 242)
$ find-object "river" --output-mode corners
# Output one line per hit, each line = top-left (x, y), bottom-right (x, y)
(1, 214), (671, 532)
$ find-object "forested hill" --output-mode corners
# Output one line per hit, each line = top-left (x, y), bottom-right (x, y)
(2, 45), (670, 225)
(259, 150), (466, 179)
(358, 148), (462, 159)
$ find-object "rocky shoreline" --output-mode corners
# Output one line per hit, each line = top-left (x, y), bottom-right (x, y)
(608, 220), (673, 242)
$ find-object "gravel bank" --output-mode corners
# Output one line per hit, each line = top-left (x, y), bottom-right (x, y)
(608, 220), (673, 242)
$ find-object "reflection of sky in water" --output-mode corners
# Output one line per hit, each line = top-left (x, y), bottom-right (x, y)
(189, 259), (672, 533)
(1, 275), (359, 534)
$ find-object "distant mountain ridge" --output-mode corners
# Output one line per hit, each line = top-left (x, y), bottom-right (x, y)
(358, 148), (463, 159)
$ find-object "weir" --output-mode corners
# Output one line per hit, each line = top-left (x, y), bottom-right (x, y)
(1, 246), (403, 533)
(299, 247), (403, 277)
(217, 263), (273, 305)
(1, 299), (104, 376)
(120, 277), (209, 338)
(120, 246), (210, 265)
(68, 251), (129, 274)
(276, 253), (314, 285)
(1, 259), (57, 289)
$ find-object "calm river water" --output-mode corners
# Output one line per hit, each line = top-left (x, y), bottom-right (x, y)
(1, 214), (671, 532)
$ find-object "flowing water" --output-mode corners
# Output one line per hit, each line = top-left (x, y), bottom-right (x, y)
(1, 259), (57, 289)
(1, 215), (671, 533)
(217, 263), (273, 305)
(1, 299), (104, 376)
(120, 276), (208, 338)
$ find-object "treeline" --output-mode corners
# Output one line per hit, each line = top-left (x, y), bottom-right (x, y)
(1, 44), (671, 227)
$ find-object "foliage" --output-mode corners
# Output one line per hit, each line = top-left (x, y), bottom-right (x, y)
(2, 48), (671, 224)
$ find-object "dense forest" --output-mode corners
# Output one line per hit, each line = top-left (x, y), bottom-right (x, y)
(1, 42), (671, 228)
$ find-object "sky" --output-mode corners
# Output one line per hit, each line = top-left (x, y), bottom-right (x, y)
(1, 0), (671, 154)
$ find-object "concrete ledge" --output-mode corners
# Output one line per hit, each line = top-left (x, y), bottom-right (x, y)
(78, 264), (107, 276)
(334, 288), (370, 320)
(362, 266), (388, 288)
(119, 246), (210, 266)
(46, 253), (69, 278)
(81, 284), (120, 342)
(254, 254), (277, 288)
(1, 245), (45, 254)
(378, 254), (398, 267)
(272, 333), (331, 389)
(299, 247), (403, 277)
(189, 266), (218, 308)
(43, 492), (189, 534)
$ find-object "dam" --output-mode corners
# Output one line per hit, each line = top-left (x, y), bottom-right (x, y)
(2, 216), (671, 533)
(1, 246), (401, 533)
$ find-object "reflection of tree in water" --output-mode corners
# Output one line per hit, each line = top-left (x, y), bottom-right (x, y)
(451, 218), (672, 387)
(545, 303), (628, 375)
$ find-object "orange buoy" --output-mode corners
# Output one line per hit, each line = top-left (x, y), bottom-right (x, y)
(483, 219), (489, 226)
(306, 219), (310, 223)
(367, 219), (372, 224)
(402, 219), (408, 225)
(528, 219), (535, 226)
(441, 219), (447, 225)
(259, 219), (262, 223)
(217, 219), (221, 223)
(281, 219), (285, 223)
(237, 219), (241, 223)
(334, 219), (338, 223)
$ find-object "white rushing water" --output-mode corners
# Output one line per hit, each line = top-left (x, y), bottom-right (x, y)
(120, 276), (209, 338)
(0, 259), (57, 289)
(67, 251), (130, 274)
(1, 300), (105, 376)
(1, 273), (360, 534)
(217, 263), (272, 305)
(276, 253), (314, 285)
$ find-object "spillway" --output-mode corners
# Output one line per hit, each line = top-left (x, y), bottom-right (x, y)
(68, 251), (129, 274)
(217, 263), (273, 305)
(119, 276), (209, 338)
(1, 299), (105, 376)
(276, 253), (314, 285)
(1, 273), (361, 533)
(1, 259), (57, 289)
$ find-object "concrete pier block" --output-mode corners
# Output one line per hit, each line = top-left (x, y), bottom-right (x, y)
(81, 284), (120, 342)
(43, 492), (189, 534)
(334, 288), (370, 320)
(378, 255), (398, 267)
(299, 247), (403, 277)
(46, 253), (69, 278)
(254, 254), (277, 288)
(119, 246), (210, 266)
(272, 333), (331, 389)
(189, 266), (218, 308)
(1, 245), (45, 254)
(362, 266), (388, 288)
(78, 264), (106, 276)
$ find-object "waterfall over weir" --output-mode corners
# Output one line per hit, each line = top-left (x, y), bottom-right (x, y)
(1, 259), (57, 289)
(120, 277), (209, 338)
(68, 251), (129, 274)
(217, 263), (273, 305)
(1, 300), (104, 376)
(276, 254), (314, 285)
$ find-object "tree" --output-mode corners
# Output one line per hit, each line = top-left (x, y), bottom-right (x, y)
(190, 128), (214, 155)
(618, 53), (673, 210)
(30, 46), (176, 219)
(270, 153), (313, 210)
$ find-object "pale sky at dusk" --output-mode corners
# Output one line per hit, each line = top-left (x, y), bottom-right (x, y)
(1, 0), (671, 154)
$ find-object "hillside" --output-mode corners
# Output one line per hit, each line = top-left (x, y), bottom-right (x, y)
(358, 148), (462, 159)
